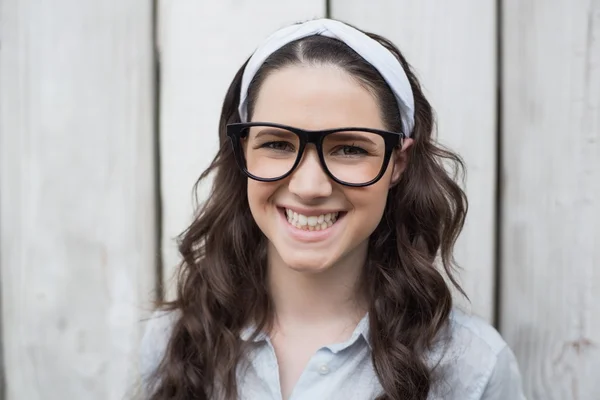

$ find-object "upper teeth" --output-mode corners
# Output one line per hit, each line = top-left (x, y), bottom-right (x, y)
(285, 209), (339, 231)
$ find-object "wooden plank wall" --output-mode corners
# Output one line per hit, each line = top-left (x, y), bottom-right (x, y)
(501, 1), (600, 399)
(1, 1), (599, 399)
(0, 1), (156, 399)
(331, 0), (498, 321)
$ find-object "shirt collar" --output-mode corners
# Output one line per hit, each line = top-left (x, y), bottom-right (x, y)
(327, 312), (372, 352)
(239, 324), (268, 342)
(239, 313), (372, 351)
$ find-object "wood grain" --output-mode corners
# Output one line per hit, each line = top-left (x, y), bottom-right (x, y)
(0, 1), (157, 398)
(501, 1), (600, 399)
(331, 0), (498, 321)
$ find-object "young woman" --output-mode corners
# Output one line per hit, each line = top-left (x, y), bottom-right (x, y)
(140, 18), (525, 400)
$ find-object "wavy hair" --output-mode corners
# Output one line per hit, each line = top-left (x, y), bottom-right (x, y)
(146, 26), (467, 400)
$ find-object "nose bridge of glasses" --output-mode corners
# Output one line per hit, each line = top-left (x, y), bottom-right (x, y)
(295, 129), (329, 170)
(302, 129), (326, 145)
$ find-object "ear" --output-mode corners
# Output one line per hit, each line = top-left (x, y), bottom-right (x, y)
(390, 138), (414, 187)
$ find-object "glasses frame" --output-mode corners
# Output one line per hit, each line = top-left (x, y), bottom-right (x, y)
(226, 122), (405, 187)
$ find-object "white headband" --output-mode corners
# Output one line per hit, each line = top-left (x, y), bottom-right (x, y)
(238, 18), (415, 136)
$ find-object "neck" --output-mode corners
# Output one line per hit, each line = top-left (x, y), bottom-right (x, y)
(266, 242), (369, 332)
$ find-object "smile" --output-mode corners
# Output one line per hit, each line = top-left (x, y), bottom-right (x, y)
(284, 208), (341, 231)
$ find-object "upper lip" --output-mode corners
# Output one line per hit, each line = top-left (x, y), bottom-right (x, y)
(278, 205), (345, 216)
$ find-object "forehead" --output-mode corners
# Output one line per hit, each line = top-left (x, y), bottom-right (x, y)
(251, 65), (386, 131)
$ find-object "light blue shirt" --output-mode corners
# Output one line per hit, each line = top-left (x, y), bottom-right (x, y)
(140, 308), (526, 399)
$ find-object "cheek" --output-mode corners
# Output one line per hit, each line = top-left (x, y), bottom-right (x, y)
(347, 183), (390, 232)
(247, 180), (264, 216)
(246, 180), (259, 208)
(355, 165), (393, 213)
(247, 180), (276, 223)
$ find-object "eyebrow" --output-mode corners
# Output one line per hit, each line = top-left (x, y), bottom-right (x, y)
(326, 132), (378, 146)
(253, 129), (296, 140)
(253, 128), (379, 145)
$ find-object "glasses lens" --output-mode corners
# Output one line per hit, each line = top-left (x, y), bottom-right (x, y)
(322, 131), (386, 184)
(241, 125), (300, 179)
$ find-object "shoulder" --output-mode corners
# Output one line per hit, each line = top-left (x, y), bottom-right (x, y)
(447, 307), (508, 358)
(427, 307), (526, 399)
(139, 309), (180, 382)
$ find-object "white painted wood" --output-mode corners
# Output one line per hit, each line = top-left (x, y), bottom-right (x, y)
(331, 1), (497, 321)
(158, 0), (326, 298)
(0, 1), (156, 399)
(501, 1), (600, 399)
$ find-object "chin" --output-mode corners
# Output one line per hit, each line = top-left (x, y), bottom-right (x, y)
(279, 251), (337, 274)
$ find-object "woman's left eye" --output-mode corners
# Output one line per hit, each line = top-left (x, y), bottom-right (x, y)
(334, 146), (368, 156)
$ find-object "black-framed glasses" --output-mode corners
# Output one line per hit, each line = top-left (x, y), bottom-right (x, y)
(226, 122), (405, 187)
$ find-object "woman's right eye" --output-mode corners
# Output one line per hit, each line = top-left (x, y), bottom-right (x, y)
(261, 141), (295, 152)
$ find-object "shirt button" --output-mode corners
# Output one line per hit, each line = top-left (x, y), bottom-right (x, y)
(318, 364), (330, 375)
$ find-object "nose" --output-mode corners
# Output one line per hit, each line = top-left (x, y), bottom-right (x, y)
(287, 146), (333, 200)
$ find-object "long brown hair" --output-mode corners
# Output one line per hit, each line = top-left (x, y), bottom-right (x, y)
(146, 26), (467, 400)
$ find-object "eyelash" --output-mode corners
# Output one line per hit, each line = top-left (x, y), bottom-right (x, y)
(259, 141), (370, 156)
(332, 145), (368, 156)
(260, 141), (296, 152)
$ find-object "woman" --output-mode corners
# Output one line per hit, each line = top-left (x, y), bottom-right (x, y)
(140, 18), (525, 400)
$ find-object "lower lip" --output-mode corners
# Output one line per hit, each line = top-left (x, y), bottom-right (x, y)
(278, 208), (344, 243)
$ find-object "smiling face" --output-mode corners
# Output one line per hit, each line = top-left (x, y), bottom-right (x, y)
(246, 64), (411, 274)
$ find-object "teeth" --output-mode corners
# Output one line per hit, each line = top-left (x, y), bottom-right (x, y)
(298, 214), (307, 225)
(284, 209), (340, 231)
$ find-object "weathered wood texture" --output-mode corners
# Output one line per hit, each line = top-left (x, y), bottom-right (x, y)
(331, 0), (498, 321)
(0, 1), (156, 399)
(158, 0), (326, 298)
(501, 1), (600, 399)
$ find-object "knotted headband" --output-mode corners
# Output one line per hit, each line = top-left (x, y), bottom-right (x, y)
(238, 18), (415, 137)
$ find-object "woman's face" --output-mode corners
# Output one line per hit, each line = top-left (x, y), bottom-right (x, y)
(247, 64), (412, 274)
